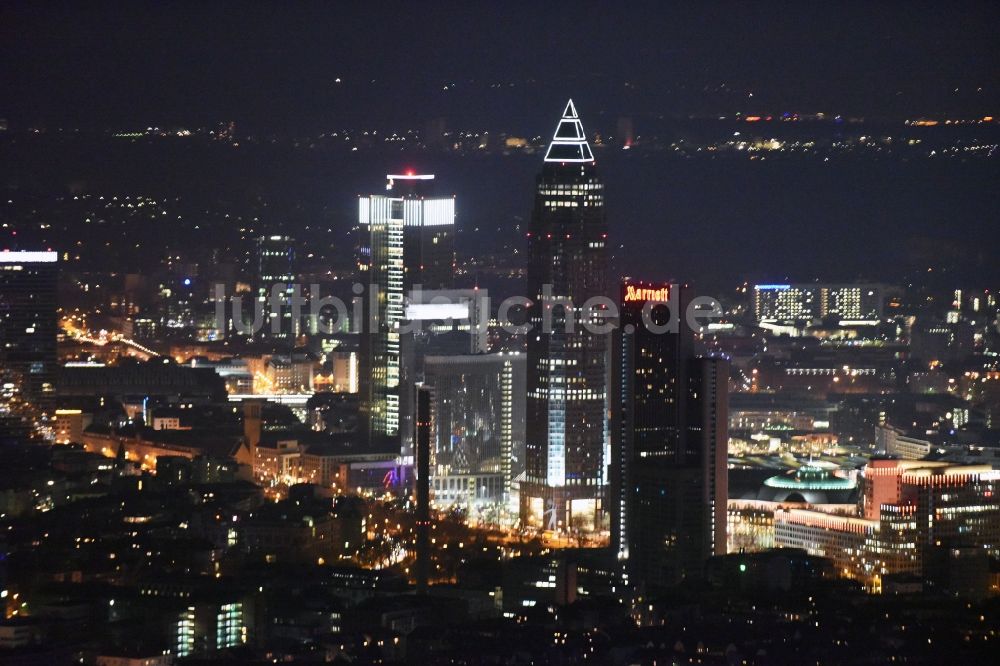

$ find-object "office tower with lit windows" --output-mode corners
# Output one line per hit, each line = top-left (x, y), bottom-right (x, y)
(611, 280), (728, 590)
(423, 352), (526, 511)
(402, 288), (489, 370)
(173, 596), (246, 657)
(252, 235), (297, 340)
(818, 283), (884, 321)
(397, 288), (488, 462)
(753, 283), (884, 323)
(752, 284), (818, 322)
(0, 251), (59, 415)
(255, 235), (295, 286)
(358, 175), (456, 450)
(357, 174), (456, 293)
(400, 288), (523, 514)
(521, 100), (609, 535)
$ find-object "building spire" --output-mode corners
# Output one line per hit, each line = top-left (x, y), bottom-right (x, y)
(544, 98), (595, 163)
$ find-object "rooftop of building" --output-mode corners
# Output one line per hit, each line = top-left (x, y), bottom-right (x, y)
(84, 422), (245, 459)
(759, 462), (859, 504)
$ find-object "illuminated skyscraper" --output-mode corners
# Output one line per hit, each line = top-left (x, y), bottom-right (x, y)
(358, 175), (455, 449)
(357, 174), (456, 292)
(252, 235), (297, 340)
(611, 281), (728, 591)
(0, 251), (58, 415)
(255, 235), (295, 290)
(521, 101), (609, 535)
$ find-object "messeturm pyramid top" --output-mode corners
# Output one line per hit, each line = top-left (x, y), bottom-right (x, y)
(543, 99), (595, 163)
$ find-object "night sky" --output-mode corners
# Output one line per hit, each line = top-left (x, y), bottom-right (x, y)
(2, 1), (999, 288)
(4, 0), (999, 128)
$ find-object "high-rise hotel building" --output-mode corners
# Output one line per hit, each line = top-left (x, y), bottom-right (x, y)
(358, 175), (455, 450)
(611, 281), (728, 590)
(521, 101), (609, 534)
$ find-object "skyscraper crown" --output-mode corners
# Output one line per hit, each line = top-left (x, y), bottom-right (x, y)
(543, 99), (595, 163)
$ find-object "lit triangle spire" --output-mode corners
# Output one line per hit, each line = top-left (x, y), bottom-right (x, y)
(544, 99), (595, 163)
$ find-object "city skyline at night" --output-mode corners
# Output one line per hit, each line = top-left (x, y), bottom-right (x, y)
(1, 2), (999, 664)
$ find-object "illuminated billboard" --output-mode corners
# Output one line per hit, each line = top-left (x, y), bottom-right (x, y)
(623, 282), (670, 303)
